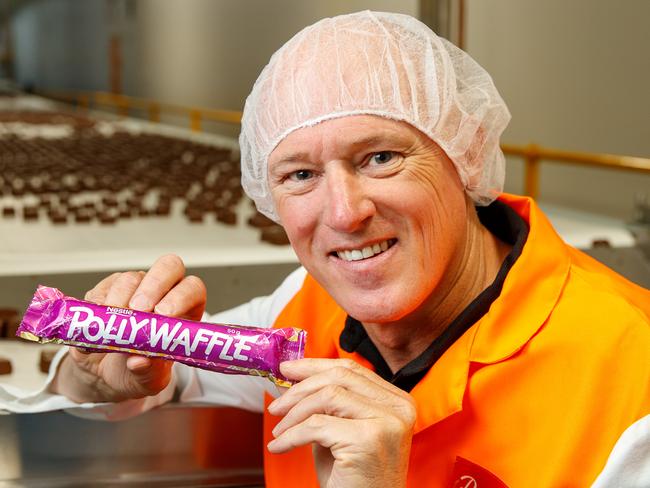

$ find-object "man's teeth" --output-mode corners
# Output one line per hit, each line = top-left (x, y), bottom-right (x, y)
(336, 239), (394, 262)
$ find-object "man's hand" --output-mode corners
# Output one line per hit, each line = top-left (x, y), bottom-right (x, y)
(50, 254), (207, 403)
(267, 358), (416, 488)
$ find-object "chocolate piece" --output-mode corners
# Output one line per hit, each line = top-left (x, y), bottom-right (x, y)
(248, 211), (275, 228)
(101, 195), (118, 207)
(51, 213), (67, 224)
(0, 358), (12, 375)
(39, 349), (58, 374)
(2, 206), (15, 217)
(74, 212), (92, 223)
(591, 239), (612, 248)
(126, 197), (141, 208)
(137, 207), (152, 217)
(98, 213), (117, 224)
(23, 206), (39, 221)
(216, 208), (237, 225)
(19, 286), (306, 387)
(12, 182), (26, 196)
(4, 314), (20, 339)
(155, 204), (171, 216)
(0, 309), (19, 338)
(261, 225), (291, 246)
(187, 210), (204, 223)
(82, 177), (98, 191)
(48, 209), (68, 224)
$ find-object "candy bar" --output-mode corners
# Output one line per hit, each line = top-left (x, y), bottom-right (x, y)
(18, 286), (306, 387)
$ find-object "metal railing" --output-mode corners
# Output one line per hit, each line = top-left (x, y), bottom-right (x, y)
(39, 90), (242, 130)
(38, 91), (650, 200)
(501, 143), (650, 200)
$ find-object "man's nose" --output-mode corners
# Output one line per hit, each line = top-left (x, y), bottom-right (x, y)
(323, 166), (375, 233)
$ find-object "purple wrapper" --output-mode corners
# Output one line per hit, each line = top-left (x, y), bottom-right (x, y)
(18, 285), (306, 387)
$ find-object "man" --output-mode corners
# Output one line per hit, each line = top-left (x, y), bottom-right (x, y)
(6, 11), (650, 487)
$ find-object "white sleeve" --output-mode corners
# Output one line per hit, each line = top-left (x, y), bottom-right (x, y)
(591, 414), (650, 488)
(0, 266), (307, 420)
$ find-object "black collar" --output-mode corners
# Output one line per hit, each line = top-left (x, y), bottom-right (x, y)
(339, 199), (529, 392)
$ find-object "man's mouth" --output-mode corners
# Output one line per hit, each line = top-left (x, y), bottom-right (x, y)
(333, 238), (397, 262)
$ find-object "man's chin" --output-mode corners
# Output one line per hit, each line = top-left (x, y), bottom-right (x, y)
(337, 296), (411, 324)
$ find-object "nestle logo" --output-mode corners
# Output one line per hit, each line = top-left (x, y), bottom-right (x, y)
(106, 306), (134, 316)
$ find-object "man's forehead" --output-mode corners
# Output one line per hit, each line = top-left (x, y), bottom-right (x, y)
(269, 116), (419, 162)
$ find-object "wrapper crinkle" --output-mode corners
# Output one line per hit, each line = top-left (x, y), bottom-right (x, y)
(18, 285), (306, 387)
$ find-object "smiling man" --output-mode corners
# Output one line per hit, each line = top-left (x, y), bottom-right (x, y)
(17, 10), (650, 488)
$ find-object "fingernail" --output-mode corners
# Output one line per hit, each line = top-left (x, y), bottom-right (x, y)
(130, 294), (152, 311)
(154, 303), (172, 316)
(267, 440), (277, 451)
(126, 356), (150, 371)
(279, 360), (295, 374)
(267, 399), (282, 414)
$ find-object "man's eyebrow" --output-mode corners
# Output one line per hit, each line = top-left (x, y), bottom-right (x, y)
(347, 135), (389, 149)
(273, 134), (399, 165)
(274, 152), (309, 164)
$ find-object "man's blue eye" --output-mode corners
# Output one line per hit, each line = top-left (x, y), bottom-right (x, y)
(372, 151), (394, 164)
(292, 169), (312, 181)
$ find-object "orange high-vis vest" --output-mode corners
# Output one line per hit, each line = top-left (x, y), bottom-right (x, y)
(262, 194), (650, 487)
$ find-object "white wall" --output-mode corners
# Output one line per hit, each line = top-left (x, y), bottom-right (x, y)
(466, 0), (650, 218)
(134, 1), (418, 112)
(12, 0), (109, 91)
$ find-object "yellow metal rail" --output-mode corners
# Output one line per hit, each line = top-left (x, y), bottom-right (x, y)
(39, 90), (242, 129)
(38, 91), (650, 200)
(501, 143), (650, 199)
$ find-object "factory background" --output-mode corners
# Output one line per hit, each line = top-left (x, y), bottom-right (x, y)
(7, 0), (650, 217)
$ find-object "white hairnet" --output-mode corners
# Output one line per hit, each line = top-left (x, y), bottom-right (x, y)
(240, 10), (511, 221)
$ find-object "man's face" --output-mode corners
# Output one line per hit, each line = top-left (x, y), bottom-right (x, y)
(268, 115), (469, 324)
